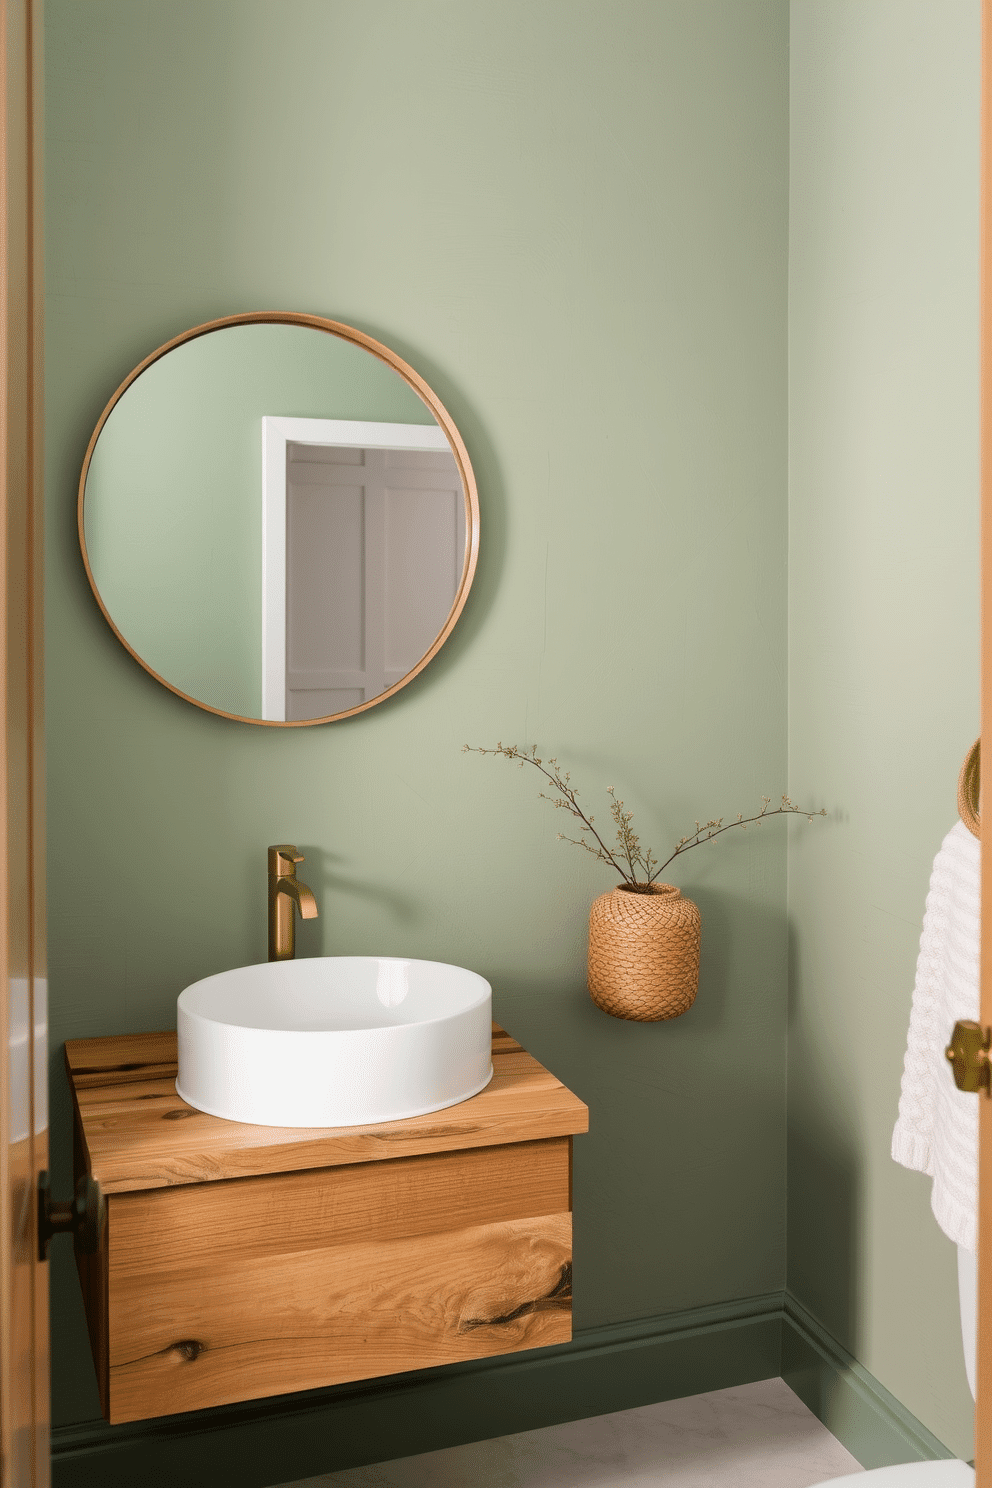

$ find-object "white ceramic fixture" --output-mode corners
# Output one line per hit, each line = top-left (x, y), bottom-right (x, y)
(815, 1463), (974, 1484)
(176, 956), (493, 1127)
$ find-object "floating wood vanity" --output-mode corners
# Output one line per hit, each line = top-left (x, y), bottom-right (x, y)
(65, 1024), (588, 1425)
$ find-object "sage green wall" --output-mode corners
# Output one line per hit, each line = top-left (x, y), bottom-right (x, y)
(45, 0), (789, 1431)
(84, 324), (431, 717)
(788, 0), (980, 1462)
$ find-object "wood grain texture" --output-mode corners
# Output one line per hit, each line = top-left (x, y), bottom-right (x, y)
(108, 1138), (570, 1278)
(65, 1024), (587, 1194)
(107, 1212), (572, 1422)
(67, 1024), (583, 1423)
(65, 1030), (180, 1089)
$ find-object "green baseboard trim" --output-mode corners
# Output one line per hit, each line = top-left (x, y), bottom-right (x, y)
(51, 1293), (783, 1488)
(51, 1289), (955, 1487)
(781, 1291), (955, 1470)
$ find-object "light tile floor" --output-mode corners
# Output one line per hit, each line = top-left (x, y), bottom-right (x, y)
(276, 1377), (865, 1488)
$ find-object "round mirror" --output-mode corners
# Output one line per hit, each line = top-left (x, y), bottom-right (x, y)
(78, 313), (479, 724)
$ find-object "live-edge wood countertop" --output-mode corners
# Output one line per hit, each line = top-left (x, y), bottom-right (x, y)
(65, 1024), (589, 1195)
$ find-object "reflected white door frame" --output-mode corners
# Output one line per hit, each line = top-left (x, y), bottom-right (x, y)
(261, 417), (451, 722)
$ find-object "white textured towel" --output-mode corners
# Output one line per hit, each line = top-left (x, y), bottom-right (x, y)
(892, 820), (980, 1251)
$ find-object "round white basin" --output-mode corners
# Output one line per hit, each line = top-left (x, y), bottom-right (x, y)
(176, 956), (493, 1127)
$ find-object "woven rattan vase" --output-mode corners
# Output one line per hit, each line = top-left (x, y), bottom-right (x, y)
(587, 883), (701, 1021)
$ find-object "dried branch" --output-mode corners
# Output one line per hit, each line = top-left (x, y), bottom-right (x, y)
(465, 744), (826, 889)
(652, 794), (826, 877)
(464, 743), (627, 878)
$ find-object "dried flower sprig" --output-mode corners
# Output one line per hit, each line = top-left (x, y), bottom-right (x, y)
(464, 742), (826, 891)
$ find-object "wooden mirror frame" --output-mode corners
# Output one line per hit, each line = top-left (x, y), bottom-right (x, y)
(77, 311), (480, 726)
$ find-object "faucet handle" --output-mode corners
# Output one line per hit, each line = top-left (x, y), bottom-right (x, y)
(268, 844), (305, 874)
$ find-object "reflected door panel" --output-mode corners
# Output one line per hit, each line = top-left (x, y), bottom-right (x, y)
(285, 443), (462, 722)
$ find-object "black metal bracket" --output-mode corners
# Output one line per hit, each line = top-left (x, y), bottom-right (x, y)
(37, 1170), (106, 1262)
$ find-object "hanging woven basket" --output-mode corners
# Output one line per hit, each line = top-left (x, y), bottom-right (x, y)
(587, 882), (701, 1022)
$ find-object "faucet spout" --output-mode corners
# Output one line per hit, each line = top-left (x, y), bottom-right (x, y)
(275, 875), (318, 920)
(267, 844), (319, 962)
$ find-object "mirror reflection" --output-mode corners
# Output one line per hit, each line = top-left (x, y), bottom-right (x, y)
(79, 317), (478, 723)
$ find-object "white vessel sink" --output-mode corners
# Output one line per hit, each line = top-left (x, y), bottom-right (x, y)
(176, 956), (493, 1128)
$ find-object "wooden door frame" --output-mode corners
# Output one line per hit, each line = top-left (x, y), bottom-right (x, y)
(982, 0), (992, 1478)
(0, 0), (45, 1484)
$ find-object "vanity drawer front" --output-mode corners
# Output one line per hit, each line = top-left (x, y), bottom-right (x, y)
(104, 1137), (573, 1423)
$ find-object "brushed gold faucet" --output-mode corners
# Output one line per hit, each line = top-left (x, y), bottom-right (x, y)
(268, 845), (319, 961)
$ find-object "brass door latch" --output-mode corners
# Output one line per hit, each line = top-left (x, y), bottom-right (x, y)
(945, 1020), (992, 1094)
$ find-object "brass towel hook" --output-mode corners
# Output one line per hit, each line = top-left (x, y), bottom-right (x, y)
(957, 738), (980, 840)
